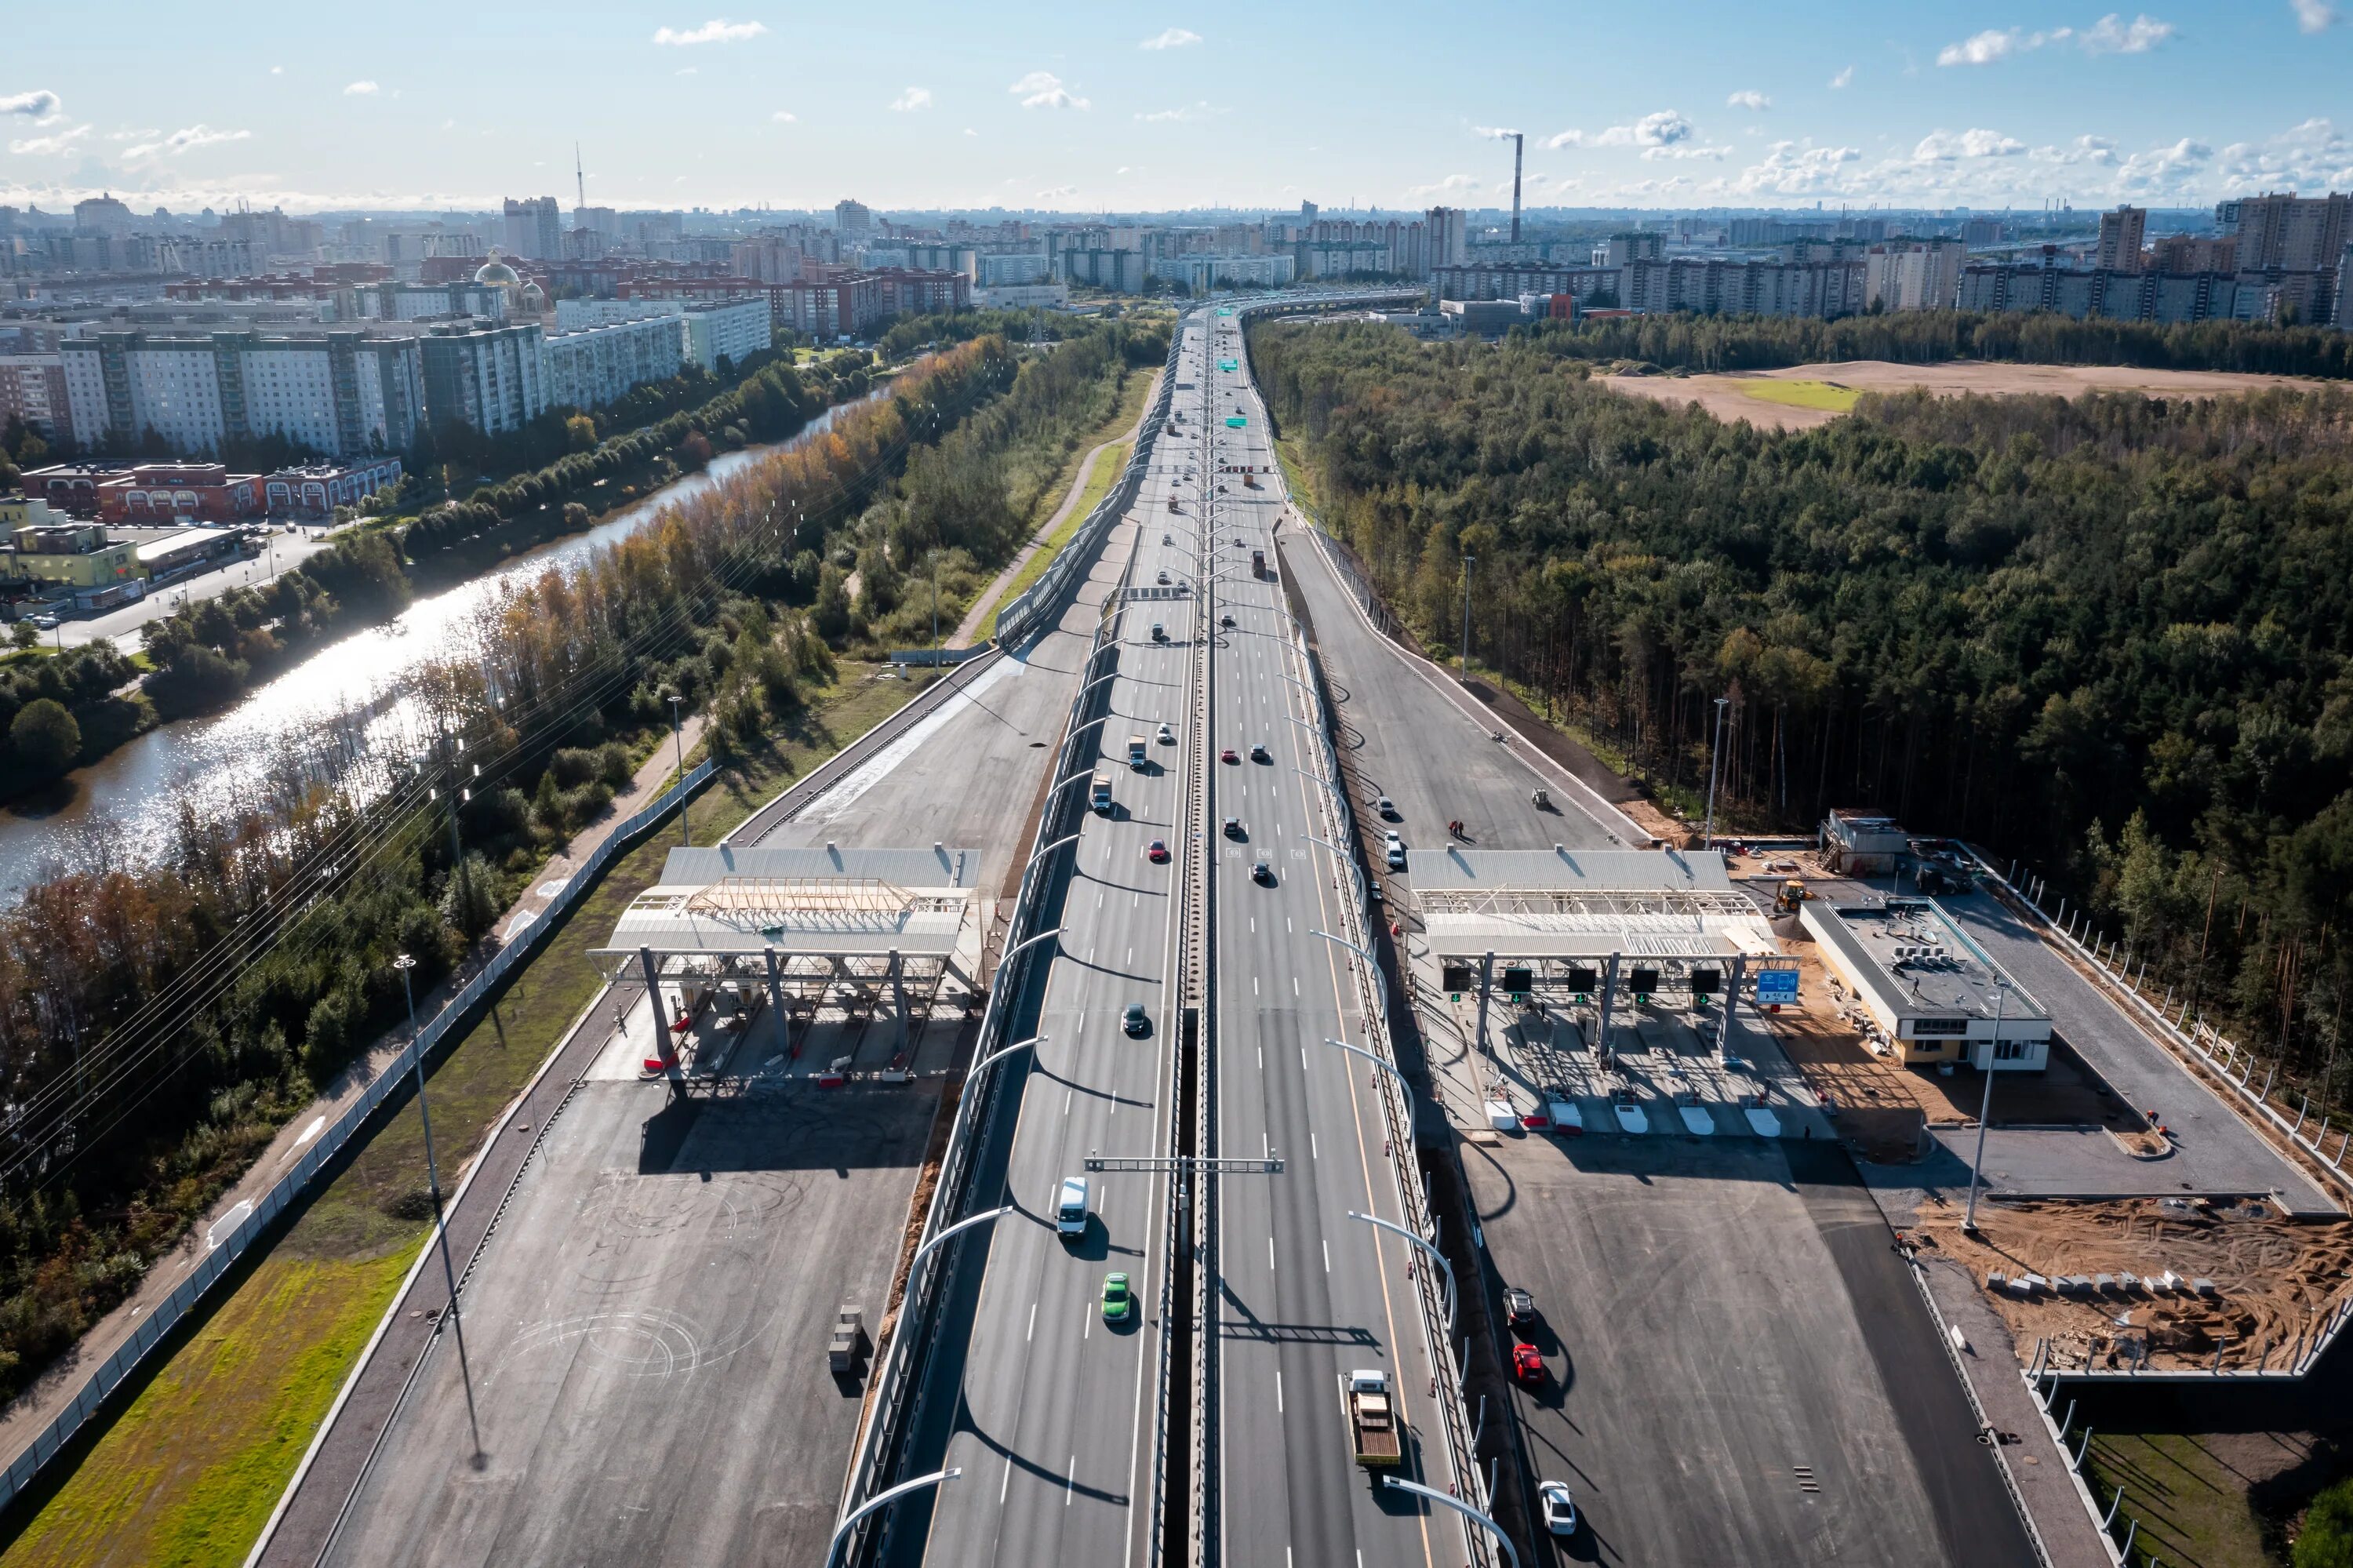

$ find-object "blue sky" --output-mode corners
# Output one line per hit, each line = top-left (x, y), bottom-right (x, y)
(4, 2), (2350, 214)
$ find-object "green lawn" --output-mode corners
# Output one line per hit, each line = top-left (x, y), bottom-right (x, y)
(2082, 1431), (2285, 1568)
(990, 439), (1129, 628)
(1739, 378), (1861, 413)
(0, 665), (930, 1568)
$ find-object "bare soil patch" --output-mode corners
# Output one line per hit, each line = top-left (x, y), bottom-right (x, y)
(1604, 358), (2321, 431)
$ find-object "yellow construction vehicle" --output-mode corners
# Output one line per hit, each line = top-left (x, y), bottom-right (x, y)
(1774, 878), (1809, 915)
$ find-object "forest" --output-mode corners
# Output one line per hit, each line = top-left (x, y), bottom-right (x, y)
(1516, 308), (2353, 380)
(0, 322), (1169, 1402)
(1250, 318), (2353, 1110)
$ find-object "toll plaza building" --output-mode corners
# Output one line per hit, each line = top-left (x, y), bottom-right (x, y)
(591, 843), (983, 1086)
(1413, 846), (1787, 1059)
(1799, 895), (2052, 1071)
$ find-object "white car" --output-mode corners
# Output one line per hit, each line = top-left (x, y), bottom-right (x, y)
(1375, 795), (1396, 819)
(1156, 722), (1175, 744)
(1538, 1480), (1578, 1536)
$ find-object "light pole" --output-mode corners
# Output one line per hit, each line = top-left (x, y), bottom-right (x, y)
(1322, 1037), (1415, 1134)
(1379, 1475), (1519, 1568)
(1349, 1209), (1454, 1329)
(395, 951), (480, 1453)
(667, 693), (688, 846)
(824, 1467), (962, 1568)
(907, 1204), (1013, 1279)
(1458, 553), (1475, 677)
(1702, 694), (1730, 850)
(1963, 979), (2009, 1233)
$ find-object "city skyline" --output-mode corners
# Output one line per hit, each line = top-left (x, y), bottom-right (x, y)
(5, 0), (2352, 216)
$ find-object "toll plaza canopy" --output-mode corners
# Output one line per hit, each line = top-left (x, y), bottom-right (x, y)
(1412, 847), (1777, 963)
(593, 844), (979, 962)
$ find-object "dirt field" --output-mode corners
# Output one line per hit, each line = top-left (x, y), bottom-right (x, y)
(1604, 358), (2320, 431)
(1908, 1195), (2353, 1373)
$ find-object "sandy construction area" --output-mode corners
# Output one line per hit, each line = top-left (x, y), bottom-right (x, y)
(1605, 358), (2318, 430)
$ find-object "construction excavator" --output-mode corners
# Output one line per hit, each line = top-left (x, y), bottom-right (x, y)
(1773, 878), (1809, 915)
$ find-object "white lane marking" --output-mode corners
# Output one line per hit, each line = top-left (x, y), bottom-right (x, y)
(1064, 1090), (1072, 1115)
(1323, 1239), (1332, 1273)
(1269, 1235), (1275, 1270)
(1067, 1459), (1077, 1508)
(1002, 1454), (1013, 1502)
(1027, 1302), (1037, 1342)
(1277, 1373), (1286, 1414)
(1257, 1046), (1263, 1069)
(1287, 918), (1293, 933)
(1311, 1132), (1318, 1159)
(1293, 977), (1300, 996)
(1253, 976), (1260, 996)
(1300, 1046), (1307, 1071)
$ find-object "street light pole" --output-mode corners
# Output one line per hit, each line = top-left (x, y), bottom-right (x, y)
(824, 1467), (963, 1568)
(1963, 980), (2009, 1233)
(1348, 1209), (1454, 1329)
(1702, 694), (1730, 851)
(1322, 1037), (1415, 1135)
(668, 693), (688, 846)
(1379, 1475), (1520, 1568)
(395, 951), (480, 1454)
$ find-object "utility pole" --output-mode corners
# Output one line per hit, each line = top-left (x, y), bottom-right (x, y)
(1703, 694), (1730, 849)
(668, 693), (688, 846)
(1458, 554), (1475, 677)
(1963, 979), (2009, 1232)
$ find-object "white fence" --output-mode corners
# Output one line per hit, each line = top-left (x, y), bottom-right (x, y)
(0, 755), (718, 1512)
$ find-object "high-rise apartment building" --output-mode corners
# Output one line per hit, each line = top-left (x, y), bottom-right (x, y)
(2150, 235), (2237, 273)
(1424, 206), (1468, 271)
(418, 322), (547, 437)
(500, 197), (562, 260)
(835, 199), (875, 235)
(59, 329), (424, 456)
(1864, 240), (1965, 311)
(2217, 192), (2351, 271)
(2096, 206), (2148, 273)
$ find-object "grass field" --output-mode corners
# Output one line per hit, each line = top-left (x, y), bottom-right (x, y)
(990, 437), (1129, 628)
(1739, 378), (1861, 413)
(2083, 1431), (2282, 1568)
(0, 665), (929, 1568)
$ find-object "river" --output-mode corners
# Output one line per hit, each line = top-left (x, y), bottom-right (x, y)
(0, 396), (872, 897)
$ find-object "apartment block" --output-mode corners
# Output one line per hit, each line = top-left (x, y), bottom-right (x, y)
(543, 314), (684, 413)
(2095, 206), (2148, 273)
(59, 329), (424, 457)
(682, 297), (773, 371)
(0, 355), (70, 438)
(2218, 191), (2351, 271)
(1864, 240), (1963, 311)
(417, 322), (547, 436)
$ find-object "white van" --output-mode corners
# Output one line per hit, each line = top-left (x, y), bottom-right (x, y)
(1056, 1176), (1089, 1238)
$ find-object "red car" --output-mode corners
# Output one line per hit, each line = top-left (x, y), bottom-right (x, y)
(1220, 748), (1239, 764)
(1511, 1341), (1545, 1388)
(1146, 839), (1169, 864)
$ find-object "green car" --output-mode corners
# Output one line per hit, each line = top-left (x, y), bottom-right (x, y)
(1101, 1271), (1133, 1322)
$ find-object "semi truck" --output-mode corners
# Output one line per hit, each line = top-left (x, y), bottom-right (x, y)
(1338, 1369), (1402, 1468)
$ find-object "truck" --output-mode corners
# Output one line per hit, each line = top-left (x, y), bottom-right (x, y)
(1127, 734), (1148, 769)
(1090, 771), (1113, 813)
(1338, 1369), (1403, 1467)
(1250, 549), (1265, 579)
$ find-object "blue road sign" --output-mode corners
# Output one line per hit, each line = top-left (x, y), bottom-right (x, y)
(1755, 968), (1800, 1003)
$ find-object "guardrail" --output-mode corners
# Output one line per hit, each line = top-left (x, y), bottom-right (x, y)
(0, 754), (718, 1514)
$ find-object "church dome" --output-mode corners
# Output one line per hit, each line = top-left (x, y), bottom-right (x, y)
(474, 258), (522, 287)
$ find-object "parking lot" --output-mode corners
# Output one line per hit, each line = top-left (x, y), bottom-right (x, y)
(1467, 1133), (2031, 1565)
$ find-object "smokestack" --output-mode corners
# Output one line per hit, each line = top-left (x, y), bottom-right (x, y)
(1511, 133), (1523, 244)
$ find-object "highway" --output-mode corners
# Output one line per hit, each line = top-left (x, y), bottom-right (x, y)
(1201, 312), (1457, 1568)
(888, 312), (1209, 1567)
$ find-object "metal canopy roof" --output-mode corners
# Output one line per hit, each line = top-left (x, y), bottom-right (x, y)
(594, 844), (978, 960)
(1413, 846), (1775, 961)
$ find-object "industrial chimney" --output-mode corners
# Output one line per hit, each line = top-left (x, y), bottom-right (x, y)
(1511, 133), (1524, 244)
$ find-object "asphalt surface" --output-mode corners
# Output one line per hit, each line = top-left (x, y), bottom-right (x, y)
(887, 323), (1200, 1568)
(1464, 1134), (2029, 1566)
(1202, 314), (1456, 1568)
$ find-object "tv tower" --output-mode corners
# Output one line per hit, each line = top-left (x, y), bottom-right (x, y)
(575, 143), (586, 213)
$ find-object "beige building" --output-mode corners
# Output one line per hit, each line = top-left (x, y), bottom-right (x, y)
(1800, 897), (2052, 1071)
(11, 520), (141, 590)
(2096, 206), (2148, 273)
(1864, 240), (1964, 311)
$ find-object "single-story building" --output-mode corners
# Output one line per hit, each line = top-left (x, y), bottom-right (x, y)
(1800, 896), (2052, 1071)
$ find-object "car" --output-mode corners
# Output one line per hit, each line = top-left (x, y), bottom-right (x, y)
(1376, 795), (1396, 819)
(1151, 622), (1167, 642)
(1386, 842), (1407, 870)
(1220, 613), (1235, 628)
(1504, 1286), (1538, 1328)
(1102, 1271), (1134, 1322)
(1056, 1175), (1089, 1238)
(1220, 748), (1239, 764)
(1123, 1002), (1151, 1036)
(1157, 722), (1175, 744)
(1163, 533), (1174, 544)
(1252, 859), (1275, 886)
(1223, 817), (1244, 839)
(1157, 569), (1171, 585)
(1537, 1480), (1578, 1537)
(28, 614), (57, 631)
(1511, 1341), (1545, 1387)
(1235, 537), (1246, 548)
(1249, 743), (1270, 762)
(1146, 839), (1169, 863)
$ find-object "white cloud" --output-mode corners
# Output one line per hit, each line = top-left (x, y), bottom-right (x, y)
(2117, 136), (2215, 193)
(124, 124), (253, 159)
(676, 67), (698, 75)
(889, 86), (933, 111)
(651, 18), (768, 45)
(1940, 14), (2172, 64)
(1, 89), (61, 119)
(1722, 140), (1863, 196)
(1913, 126), (2028, 159)
(2291, 0), (2337, 28)
(1136, 101), (1222, 122)
(1829, 65), (1854, 87)
(343, 81), (380, 96)
(1140, 27), (1202, 49)
(771, 110), (796, 123)
(1726, 89), (1770, 111)
(7, 123), (89, 156)
(1938, 27), (2024, 64)
(1035, 184), (1078, 201)
(2216, 117), (2353, 192)
(269, 65), (282, 75)
(2082, 13), (2174, 51)
(1406, 173), (1481, 197)
(962, 126), (978, 136)
(1645, 144), (1733, 162)
(1010, 71), (1089, 110)
(1546, 110), (1693, 150)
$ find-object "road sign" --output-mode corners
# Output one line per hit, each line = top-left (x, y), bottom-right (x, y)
(1755, 968), (1800, 1003)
